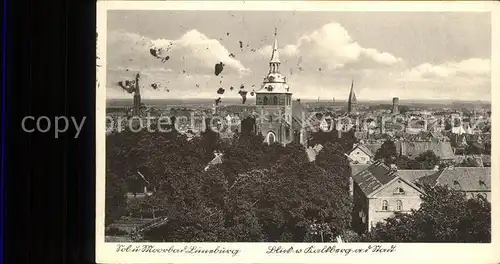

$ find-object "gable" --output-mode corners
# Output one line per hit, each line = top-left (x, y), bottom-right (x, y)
(372, 177), (424, 198)
(348, 148), (372, 163)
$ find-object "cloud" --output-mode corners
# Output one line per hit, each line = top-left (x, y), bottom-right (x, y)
(391, 58), (491, 100)
(257, 22), (402, 71)
(107, 29), (249, 74)
(106, 29), (252, 99)
(151, 29), (249, 74)
(401, 58), (490, 80)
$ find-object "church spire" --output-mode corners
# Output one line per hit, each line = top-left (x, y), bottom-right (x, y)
(269, 28), (280, 73)
(348, 78), (357, 113)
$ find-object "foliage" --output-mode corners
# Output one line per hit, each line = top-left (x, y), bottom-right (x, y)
(105, 226), (128, 236)
(465, 143), (483, 155)
(458, 157), (480, 167)
(483, 142), (491, 155)
(365, 184), (491, 242)
(308, 128), (356, 153)
(106, 129), (354, 242)
(374, 140), (397, 164)
(414, 150), (440, 169)
(394, 155), (420, 170)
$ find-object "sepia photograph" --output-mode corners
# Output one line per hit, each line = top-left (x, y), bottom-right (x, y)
(96, 1), (498, 263)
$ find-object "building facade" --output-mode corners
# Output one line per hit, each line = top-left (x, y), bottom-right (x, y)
(351, 162), (427, 233)
(352, 162), (491, 233)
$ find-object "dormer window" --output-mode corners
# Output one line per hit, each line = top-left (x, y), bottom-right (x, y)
(267, 86), (273, 91)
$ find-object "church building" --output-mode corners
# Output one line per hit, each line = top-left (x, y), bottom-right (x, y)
(255, 29), (299, 145)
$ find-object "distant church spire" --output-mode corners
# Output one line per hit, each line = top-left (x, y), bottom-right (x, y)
(269, 27), (280, 73)
(348, 78), (357, 113)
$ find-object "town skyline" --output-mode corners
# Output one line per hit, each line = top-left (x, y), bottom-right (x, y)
(105, 11), (491, 101)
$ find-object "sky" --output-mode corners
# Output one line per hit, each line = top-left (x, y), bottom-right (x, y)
(104, 10), (491, 101)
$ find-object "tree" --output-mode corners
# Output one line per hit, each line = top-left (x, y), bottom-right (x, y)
(255, 143), (353, 241)
(365, 184), (491, 242)
(465, 143), (482, 155)
(395, 155), (417, 169)
(458, 157), (479, 167)
(108, 126), (355, 242)
(309, 128), (356, 153)
(374, 140), (398, 164)
(414, 150), (440, 169)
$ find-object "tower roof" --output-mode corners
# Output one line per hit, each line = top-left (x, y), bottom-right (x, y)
(270, 28), (280, 63)
(348, 79), (357, 103)
(257, 28), (290, 94)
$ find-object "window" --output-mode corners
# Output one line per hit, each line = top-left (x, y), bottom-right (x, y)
(273, 96), (278, 105)
(396, 200), (402, 211)
(263, 96), (268, 105)
(394, 187), (405, 195)
(382, 200), (388, 211)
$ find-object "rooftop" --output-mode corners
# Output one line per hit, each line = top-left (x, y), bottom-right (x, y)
(419, 167), (491, 192)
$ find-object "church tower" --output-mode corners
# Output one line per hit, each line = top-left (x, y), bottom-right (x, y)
(255, 28), (293, 145)
(133, 73), (141, 116)
(347, 79), (357, 113)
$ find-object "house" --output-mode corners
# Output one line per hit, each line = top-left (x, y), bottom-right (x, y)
(399, 140), (455, 161)
(347, 144), (374, 164)
(453, 155), (484, 167)
(351, 162), (431, 233)
(418, 167), (491, 202)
